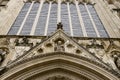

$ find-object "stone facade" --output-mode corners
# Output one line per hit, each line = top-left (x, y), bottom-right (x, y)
(0, 29), (119, 79)
(0, 0), (120, 80)
(0, 0), (120, 37)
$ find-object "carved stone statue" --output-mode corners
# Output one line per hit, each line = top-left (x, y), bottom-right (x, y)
(86, 39), (104, 49)
(15, 37), (31, 46)
(14, 38), (19, 46)
(54, 40), (64, 52)
(0, 67), (6, 75)
(0, 54), (4, 63)
(114, 55), (120, 70)
(57, 22), (63, 30)
(22, 37), (29, 44)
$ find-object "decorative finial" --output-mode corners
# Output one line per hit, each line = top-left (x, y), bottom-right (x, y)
(57, 22), (63, 30)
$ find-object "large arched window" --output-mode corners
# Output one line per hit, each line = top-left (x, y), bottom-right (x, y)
(8, 1), (109, 38)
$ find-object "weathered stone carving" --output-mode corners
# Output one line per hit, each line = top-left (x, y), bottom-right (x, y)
(0, 48), (8, 64)
(111, 51), (120, 70)
(0, 67), (7, 75)
(54, 38), (65, 52)
(14, 38), (19, 46)
(106, 40), (120, 53)
(22, 37), (29, 44)
(54, 40), (64, 52)
(57, 22), (63, 30)
(0, 53), (4, 64)
(15, 37), (33, 47)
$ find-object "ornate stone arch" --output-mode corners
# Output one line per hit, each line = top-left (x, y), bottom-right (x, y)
(0, 52), (119, 80)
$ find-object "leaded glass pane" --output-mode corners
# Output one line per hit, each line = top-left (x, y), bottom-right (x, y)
(61, 3), (70, 35)
(47, 3), (57, 35)
(87, 4), (108, 37)
(8, 3), (31, 35)
(79, 4), (97, 37)
(20, 3), (39, 35)
(35, 3), (49, 35)
(70, 4), (83, 37)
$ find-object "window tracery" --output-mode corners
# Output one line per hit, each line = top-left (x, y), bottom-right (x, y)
(8, 0), (108, 38)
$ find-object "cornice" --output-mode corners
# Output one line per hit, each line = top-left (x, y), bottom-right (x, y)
(0, 35), (120, 40)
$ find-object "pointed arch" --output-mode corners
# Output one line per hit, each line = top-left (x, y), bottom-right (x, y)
(0, 52), (119, 80)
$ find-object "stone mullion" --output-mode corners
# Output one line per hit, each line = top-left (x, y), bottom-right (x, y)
(85, 3), (100, 37)
(75, 0), (87, 37)
(44, 2), (52, 35)
(67, 2), (73, 36)
(57, 0), (61, 23)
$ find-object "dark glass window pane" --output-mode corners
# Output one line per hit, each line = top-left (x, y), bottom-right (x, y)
(20, 3), (39, 35)
(47, 3), (58, 35)
(61, 3), (70, 35)
(35, 3), (49, 35)
(70, 4), (83, 37)
(8, 3), (31, 35)
(87, 4), (108, 37)
(79, 4), (97, 37)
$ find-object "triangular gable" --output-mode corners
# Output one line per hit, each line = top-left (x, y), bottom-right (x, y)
(9, 29), (108, 67)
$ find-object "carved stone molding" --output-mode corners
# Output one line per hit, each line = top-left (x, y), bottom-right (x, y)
(1, 52), (119, 80)
(46, 76), (72, 80)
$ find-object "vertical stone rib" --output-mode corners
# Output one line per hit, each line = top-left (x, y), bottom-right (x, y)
(57, 0), (61, 23)
(75, 1), (87, 37)
(85, 3), (100, 37)
(67, 2), (73, 36)
(44, 2), (52, 35)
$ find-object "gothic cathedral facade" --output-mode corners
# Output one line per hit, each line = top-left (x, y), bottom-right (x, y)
(0, 0), (120, 80)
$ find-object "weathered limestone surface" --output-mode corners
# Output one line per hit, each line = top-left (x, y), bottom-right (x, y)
(0, 0), (24, 35)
